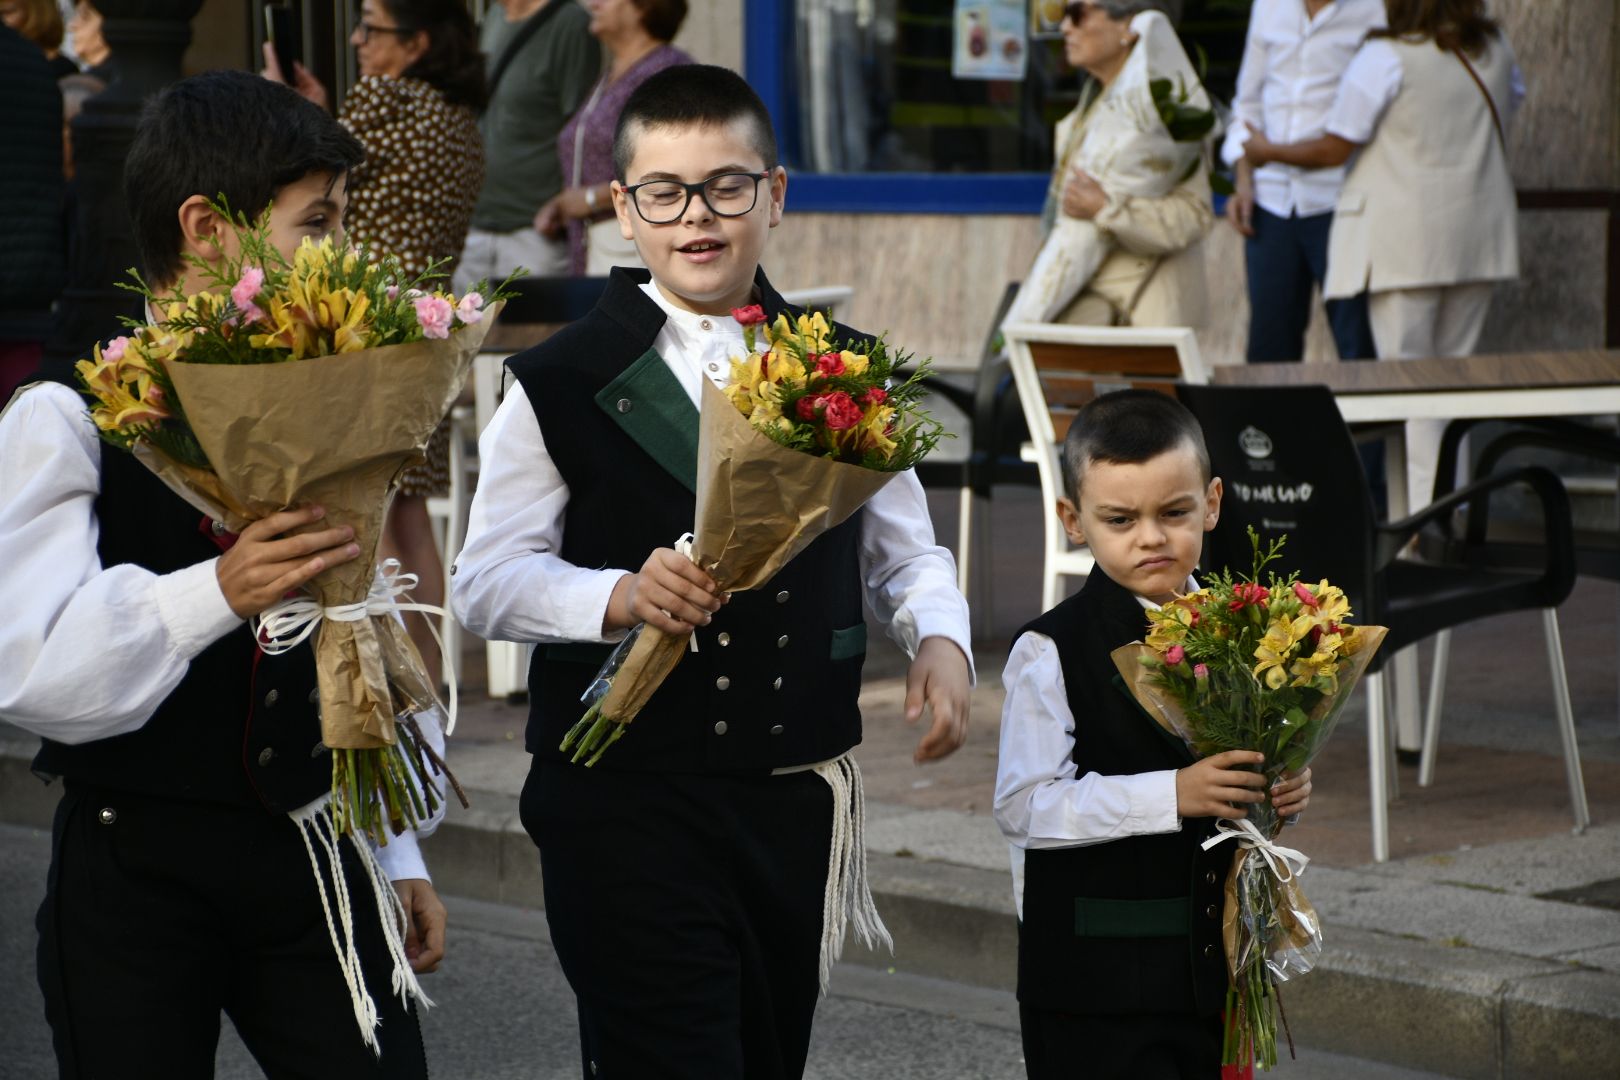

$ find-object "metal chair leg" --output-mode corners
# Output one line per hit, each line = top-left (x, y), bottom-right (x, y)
(955, 485), (973, 597)
(1543, 608), (1591, 834)
(1366, 670), (1390, 863)
(1382, 670), (1400, 803)
(1418, 629), (1451, 787)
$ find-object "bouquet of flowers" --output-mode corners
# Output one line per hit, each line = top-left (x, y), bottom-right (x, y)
(561, 305), (946, 765)
(1111, 529), (1386, 1071)
(77, 203), (506, 847)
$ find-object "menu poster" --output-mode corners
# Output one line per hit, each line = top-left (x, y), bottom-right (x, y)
(1030, 0), (1067, 39)
(952, 0), (1028, 81)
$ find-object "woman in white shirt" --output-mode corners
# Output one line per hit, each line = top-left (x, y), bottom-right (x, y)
(1241, 0), (1521, 508)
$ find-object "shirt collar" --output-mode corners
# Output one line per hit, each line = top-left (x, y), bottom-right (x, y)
(1136, 574), (1201, 611)
(638, 282), (756, 353)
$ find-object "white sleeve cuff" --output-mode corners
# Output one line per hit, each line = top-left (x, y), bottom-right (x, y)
(151, 557), (244, 658)
(373, 827), (429, 883)
(1133, 769), (1184, 834)
(1219, 118), (1251, 168)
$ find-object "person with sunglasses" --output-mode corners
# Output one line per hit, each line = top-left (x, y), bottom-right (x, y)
(1004, 0), (1216, 334)
(266, 0), (486, 694)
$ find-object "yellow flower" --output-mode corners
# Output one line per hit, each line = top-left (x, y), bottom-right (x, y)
(795, 312), (833, 353)
(1289, 649), (1341, 692)
(1253, 618), (1308, 690)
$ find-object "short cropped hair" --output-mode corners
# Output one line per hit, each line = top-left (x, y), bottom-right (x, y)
(633, 0), (687, 42)
(612, 64), (777, 182)
(124, 70), (364, 286)
(1061, 389), (1210, 503)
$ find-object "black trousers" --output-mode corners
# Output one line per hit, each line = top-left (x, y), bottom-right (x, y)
(522, 758), (833, 1080)
(36, 783), (428, 1080)
(1020, 1005), (1224, 1079)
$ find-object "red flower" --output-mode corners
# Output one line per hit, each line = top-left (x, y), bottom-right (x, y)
(861, 386), (887, 406)
(820, 391), (863, 430)
(796, 395), (823, 421)
(1193, 663), (1209, 678)
(1228, 582), (1270, 612)
(1293, 581), (1319, 608)
(813, 352), (845, 378)
(1165, 645), (1185, 666)
(731, 304), (767, 326)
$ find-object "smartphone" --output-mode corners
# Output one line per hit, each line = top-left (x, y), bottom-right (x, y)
(264, 2), (302, 79)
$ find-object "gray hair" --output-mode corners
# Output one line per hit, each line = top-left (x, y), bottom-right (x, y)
(1092, 0), (1181, 23)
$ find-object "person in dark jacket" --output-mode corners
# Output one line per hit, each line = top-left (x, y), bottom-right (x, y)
(0, 21), (64, 405)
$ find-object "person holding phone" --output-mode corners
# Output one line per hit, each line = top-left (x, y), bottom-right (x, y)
(265, 0), (486, 689)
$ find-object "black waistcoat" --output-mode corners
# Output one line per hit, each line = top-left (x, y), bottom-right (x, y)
(1015, 569), (1231, 1016)
(509, 267), (867, 773)
(27, 374), (328, 812)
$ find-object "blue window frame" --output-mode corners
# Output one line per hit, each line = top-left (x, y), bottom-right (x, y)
(743, 0), (1047, 215)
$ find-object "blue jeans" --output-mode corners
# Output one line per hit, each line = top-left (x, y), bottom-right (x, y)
(1244, 205), (1376, 363)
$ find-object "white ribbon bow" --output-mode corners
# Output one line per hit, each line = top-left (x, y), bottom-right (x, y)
(1201, 817), (1310, 883)
(252, 558), (458, 735)
(674, 531), (700, 654)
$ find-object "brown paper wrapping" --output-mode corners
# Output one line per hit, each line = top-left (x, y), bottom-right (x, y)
(596, 378), (899, 721)
(143, 304), (500, 751)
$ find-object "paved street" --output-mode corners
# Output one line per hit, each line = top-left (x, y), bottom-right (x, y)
(2, 822), (1454, 1080)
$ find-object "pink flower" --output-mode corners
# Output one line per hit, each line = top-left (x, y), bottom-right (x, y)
(730, 304), (767, 326)
(413, 295), (454, 339)
(230, 266), (265, 323)
(1193, 663), (1209, 679)
(386, 284), (401, 302)
(102, 336), (130, 364)
(820, 391), (863, 430)
(812, 352), (844, 379)
(1165, 645), (1185, 666)
(456, 291), (485, 324)
(1293, 582), (1319, 608)
(861, 386), (887, 406)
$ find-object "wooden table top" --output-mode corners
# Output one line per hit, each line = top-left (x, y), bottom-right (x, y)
(1210, 349), (1620, 394)
(482, 321), (565, 353)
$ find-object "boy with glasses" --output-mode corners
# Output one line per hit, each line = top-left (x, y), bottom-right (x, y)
(452, 64), (973, 1079)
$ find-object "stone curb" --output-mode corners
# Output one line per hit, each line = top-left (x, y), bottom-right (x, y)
(5, 747), (1617, 1079)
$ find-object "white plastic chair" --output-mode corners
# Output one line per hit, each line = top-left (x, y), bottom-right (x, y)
(780, 284), (854, 320)
(1000, 323), (1209, 610)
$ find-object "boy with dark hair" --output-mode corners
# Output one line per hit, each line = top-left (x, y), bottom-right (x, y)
(0, 70), (444, 1077)
(993, 389), (1312, 1078)
(452, 63), (973, 1078)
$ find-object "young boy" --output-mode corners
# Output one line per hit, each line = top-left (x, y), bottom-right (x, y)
(993, 390), (1312, 1078)
(451, 64), (973, 1078)
(0, 71), (445, 1076)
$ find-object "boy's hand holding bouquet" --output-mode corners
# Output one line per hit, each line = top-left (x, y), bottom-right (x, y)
(563, 305), (948, 765)
(1113, 528), (1386, 1071)
(76, 202), (510, 846)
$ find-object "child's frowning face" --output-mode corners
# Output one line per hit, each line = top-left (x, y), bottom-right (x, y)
(1058, 442), (1221, 604)
(612, 117), (785, 315)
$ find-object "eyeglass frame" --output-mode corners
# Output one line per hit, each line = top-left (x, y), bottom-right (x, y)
(353, 18), (416, 44)
(620, 171), (774, 225)
(1061, 2), (1097, 24)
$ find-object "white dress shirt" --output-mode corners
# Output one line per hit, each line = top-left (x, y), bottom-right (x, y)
(993, 580), (1197, 917)
(1220, 0), (1387, 218)
(452, 282), (975, 676)
(0, 381), (442, 881)
(1326, 37), (1526, 145)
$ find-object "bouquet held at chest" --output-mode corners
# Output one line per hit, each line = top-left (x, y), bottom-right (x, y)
(562, 305), (947, 765)
(1112, 529), (1386, 1071)
(76, 203), (509, 846)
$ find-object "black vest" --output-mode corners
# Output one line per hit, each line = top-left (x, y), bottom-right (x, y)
(26, 371), (329, 813)
(510, 268), (867, 773)
(1015, 569), (1230, 1016)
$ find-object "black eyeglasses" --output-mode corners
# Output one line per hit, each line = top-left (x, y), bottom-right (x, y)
(621, 172), (772, 225)
(1062, 2), (1092, 24)
(354, 19), (414, 43)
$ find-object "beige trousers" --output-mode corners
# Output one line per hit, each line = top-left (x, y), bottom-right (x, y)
(1369, 283), (1497, 510)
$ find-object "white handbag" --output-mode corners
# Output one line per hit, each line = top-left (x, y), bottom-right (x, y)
(573, 79), (644, 275)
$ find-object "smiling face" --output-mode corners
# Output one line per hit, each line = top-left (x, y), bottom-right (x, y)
(612, 116), (785, 315)
(1058, 441), (1221, 603)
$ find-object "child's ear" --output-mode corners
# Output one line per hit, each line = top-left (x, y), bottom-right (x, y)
(767, 166), (787, 228)
(610, 180), (636, 242)
(1204, 476), (1223, 532)
(1056, 496), (1086, 547)
(176, 194), (229, 268)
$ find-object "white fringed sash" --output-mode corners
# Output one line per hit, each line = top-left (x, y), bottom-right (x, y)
(809, 753), (892, 994)
(289, 796), (433, 1055)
